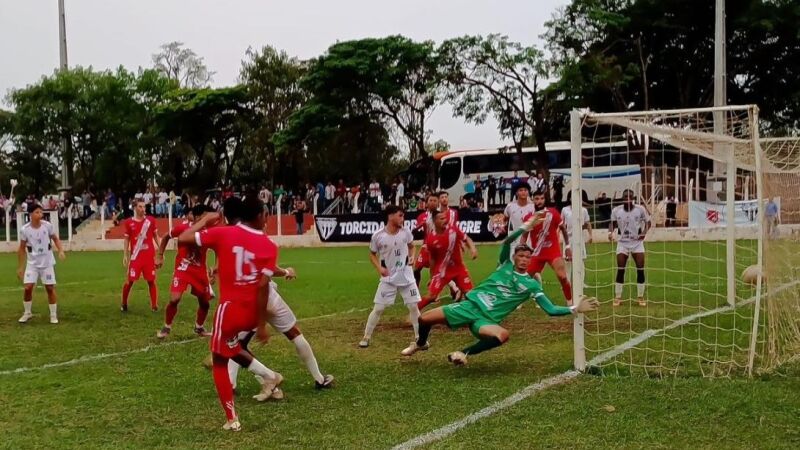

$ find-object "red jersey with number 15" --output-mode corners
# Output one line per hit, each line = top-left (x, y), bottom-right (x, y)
(169, 221), (208, 270)
(523, 207), (562, 257)
(124, 216), (158, 261)
(195, 223), (278, 304)
(424, 225), (467, 276)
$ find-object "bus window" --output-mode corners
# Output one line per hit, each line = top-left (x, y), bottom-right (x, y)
(439, 157), (462, 189)
(547, 150), (571, 169)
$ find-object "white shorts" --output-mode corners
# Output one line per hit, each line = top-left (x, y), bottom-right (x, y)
(616, 241), (645, 255)
(266, 284), (297, 333)
(373, 281), (421, 306)
(23, 265), (56, 285)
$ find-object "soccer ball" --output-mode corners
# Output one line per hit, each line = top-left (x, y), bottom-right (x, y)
(741, 265), (766, 285)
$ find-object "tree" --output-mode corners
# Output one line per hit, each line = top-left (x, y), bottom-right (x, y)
(238, 46), (307, 187)
(544, 0), (800, 133)
(152, 41), (215, 88)
(282, 36), (444, 163)
(441, 35), (556, 175)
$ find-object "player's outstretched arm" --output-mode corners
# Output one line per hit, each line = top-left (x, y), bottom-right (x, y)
(16, 239), (26, 280)
(177, 212), (220, 245)
(273, 266), (296, 280)
(532, 291), (573, 316)
(499, 213), (545, 264)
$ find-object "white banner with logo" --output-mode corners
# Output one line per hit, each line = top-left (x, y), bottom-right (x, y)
(688, 198), (777, 228)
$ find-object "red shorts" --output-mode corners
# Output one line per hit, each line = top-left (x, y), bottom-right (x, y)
(427, 268), (473, 298)
(170, 266), (212, 298)
(128, 257), (155, 282)
(414, 246), (430, 270)
(210, 300), (258, 358)
(527, 248), (564, 275)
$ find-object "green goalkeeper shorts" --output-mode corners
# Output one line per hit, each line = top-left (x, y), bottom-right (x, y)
(442, 301), (498, 338)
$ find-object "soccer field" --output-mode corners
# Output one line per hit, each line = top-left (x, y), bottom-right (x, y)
(1, 245), (799, 449)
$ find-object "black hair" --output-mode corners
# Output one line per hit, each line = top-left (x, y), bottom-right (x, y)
(29, 204), (43, 213)
(427, 192), (439, 200)
(384, 204), (403, 218)
(222, 197), (243, 224)
(532, 189), (546, 197)
(517, 182), (532, 193)
(191, 204), (207, 218)
(514, 244), (533, 254)
(240, 196), (264, 223)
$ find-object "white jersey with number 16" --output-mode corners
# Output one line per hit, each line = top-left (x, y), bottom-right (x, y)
(369, 227), (415, 286)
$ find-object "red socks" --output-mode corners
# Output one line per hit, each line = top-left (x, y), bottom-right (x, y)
(165, 302), (178, 326)
(121, 282), (132, 307)
(560, 277), (572, 303)
(147, 281), (158, 310)
(212, 360), (236, 421)
(196, 297), (210, 326)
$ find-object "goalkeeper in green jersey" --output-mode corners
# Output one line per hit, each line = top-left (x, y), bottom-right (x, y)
(400, 213), (599, 365)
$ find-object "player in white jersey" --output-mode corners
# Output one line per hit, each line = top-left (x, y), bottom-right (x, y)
(609, 189), (651, 306)
(360, 205), (422, 348)
(16, 205), (66, 324)
(503, 182), (536, 249)
(561, 193), (593, 284)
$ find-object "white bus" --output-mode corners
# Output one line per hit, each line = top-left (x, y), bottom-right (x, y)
(434, 141), (641, 204)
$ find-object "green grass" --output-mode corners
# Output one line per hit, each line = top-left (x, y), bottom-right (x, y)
(0, 244), (798, 449)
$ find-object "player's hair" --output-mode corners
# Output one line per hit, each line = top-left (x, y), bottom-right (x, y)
(437, 191), (449, 197)
(516, 182), (532, 193)
(622, 188), (635, 199)
(240, 196), (264, 223)
(133, 198), (145, 206)
(514, 244), (533, 254)
(29, 204), (43, 213)
(222, 197), (243, 224)
(191, 204), (208, 218)
(427, 192), (439, 201)
(384, 204), (403, 217)
(532, 189), (545, 197)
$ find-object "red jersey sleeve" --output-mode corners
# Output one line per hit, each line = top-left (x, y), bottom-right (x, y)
(169, 222), (188, 239)
(149, 217), (159, 236)
(414, 213), (427, 231)
(123, 219), (132, 237)
(455, 225), (467, 242)
(262, 244), (279, 277)
(196, 226), (225, 251)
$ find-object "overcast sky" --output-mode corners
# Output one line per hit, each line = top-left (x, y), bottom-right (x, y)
(0, 0), (567, 150)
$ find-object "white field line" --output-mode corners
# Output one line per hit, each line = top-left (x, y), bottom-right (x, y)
(0, 280), (93, 292)
(391, 280), (799, 450)
(0, 307), (369, 377)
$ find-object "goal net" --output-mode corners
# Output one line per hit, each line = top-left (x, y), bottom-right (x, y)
(569, 105), (800, 377)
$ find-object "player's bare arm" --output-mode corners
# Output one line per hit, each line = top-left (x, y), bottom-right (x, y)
(584, 217), (593, 243)
(640, 216), (651, 240)
(51, 232), (66, 261)
(153, 230), (164, 269)
(608, 219), (616, 242)
(273, 266), (297, 280)
(16, 238), (27, 280)
(407, 242), (416, 266)
(559, 222), (572, 260)
(255, 275), (272, 344)
(464, 236), (478, 260)
(369, 251), (389, 277)
(122, 235), (130, 267)
(177, 212), (220, 244)
(156, 232), (170, 269)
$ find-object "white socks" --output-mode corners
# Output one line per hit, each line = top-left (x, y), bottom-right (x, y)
(363, 304), (386, 339)
(292, 335), (324, 384)
(615, 283), (623, 299)
(49, 303), (57, 318)
(637, 283), (646, 298)
(23, 301), (32, 315)
(407, 304), (420, 339)
(228, 358), (278, 389)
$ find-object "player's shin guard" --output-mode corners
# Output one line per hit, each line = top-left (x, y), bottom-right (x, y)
(363, 304), (386, 339)
(462, 336), (503, 356)
(212, 359), (237, 421)
(292, 335), (324, 384)
(147, 281), (158, 310)
(165, 301), (179, 326)
(406, 304), (420, 338)
(121, 282), (133, 306)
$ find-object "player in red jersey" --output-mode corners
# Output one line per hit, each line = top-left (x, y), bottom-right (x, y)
(417, 210), (478, 310)
(155, 205), (215, 339)
(412, 192), (440, 286)
(177, 196), (282, 432)
(121, 199), (161, 312)
(521, 190), (573, 305)
(437, 191), (459, 226)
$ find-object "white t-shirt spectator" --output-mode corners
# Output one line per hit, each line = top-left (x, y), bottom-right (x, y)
(397, 182), (405, 199)
(157, 192), (168, 205)
(369, 182), (380, 198)
(325, 184), (335, 201)
(143, 192), (153, 204)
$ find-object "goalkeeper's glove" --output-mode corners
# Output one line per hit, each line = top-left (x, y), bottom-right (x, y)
(572, 295), (599, 314)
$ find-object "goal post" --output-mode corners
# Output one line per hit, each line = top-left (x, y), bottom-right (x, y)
(570, 105), (800, 377)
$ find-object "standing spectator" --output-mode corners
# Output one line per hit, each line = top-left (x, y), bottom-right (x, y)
(368, 179), (381, 212)
(106, 189), (117, 218)
(315, 180), (325, 212)
(396, 177), (405, 206)
(273, 184), (286, 204)
(335, 179), (346, 200)
(324, 181), (335, 211)
(82, 190), (93, 218)
(143, 188), (154, 215)
(510, 171), (521, 200)
(474, 176), (483, 205)
(665, 196), (677, 227)
(534, 172), (546, 192)
(168, 190), (177, 216)
(487, 175), (497, 206)
(596, 192), (612, 227)
(766, 197), (780, 238)
(157, 188), (169, 217)
(292, 197), (307, 235)
(498, 177), (507, 204)
(258, 186), (270, 213)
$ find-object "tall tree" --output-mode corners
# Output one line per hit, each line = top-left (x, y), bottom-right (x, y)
(282, 36), (444, 163)
(544, 0), (800, 133)
(238, 46), (307, 187)
(441, 34), (556, 175)
(152, 41), (215, 88)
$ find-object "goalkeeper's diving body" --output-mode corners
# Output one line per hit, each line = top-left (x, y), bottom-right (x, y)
(400, 214), (599, 365)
